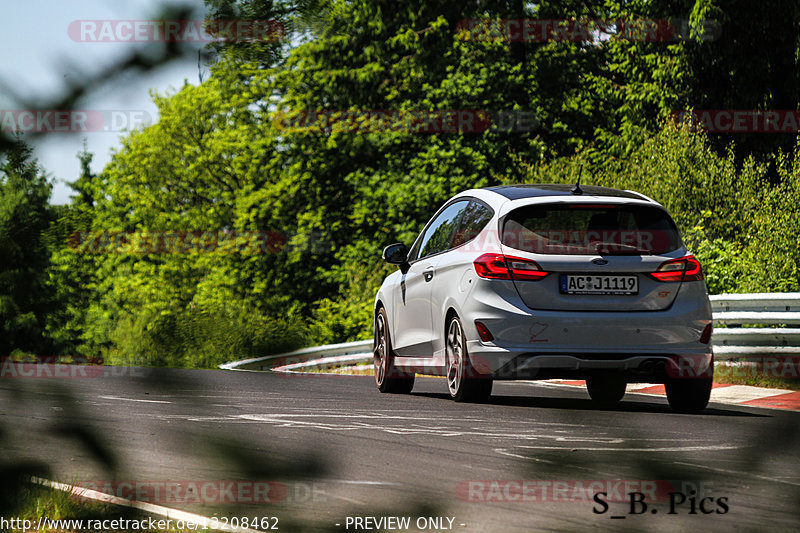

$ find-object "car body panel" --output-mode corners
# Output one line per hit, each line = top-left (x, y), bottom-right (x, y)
(390, 255), (437, 356)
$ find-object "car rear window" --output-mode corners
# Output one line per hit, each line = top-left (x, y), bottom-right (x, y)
(502, 203), (682, 255)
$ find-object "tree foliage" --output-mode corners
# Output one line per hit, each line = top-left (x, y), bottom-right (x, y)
(5, 0), (800, 362)
(0, 140), (54, 356)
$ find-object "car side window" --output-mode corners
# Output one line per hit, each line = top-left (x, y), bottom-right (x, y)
(452, 200), (493, 247)
(416, 200), (471, 260)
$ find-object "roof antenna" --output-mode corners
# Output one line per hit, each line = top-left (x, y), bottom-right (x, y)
(571, 165), (584, 195)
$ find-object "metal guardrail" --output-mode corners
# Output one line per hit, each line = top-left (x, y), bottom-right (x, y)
(219, 339), (372, 371)
(219, 293), (800, 371)
(711, 292), (800, 325)
(709, 293), (800, 358)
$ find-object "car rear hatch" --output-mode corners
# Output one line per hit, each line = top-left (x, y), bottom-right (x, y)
(497, 201), (689, 312)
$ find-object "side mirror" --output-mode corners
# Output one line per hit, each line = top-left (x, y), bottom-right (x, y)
(382, 243), (407, 264)
(382, 243), (410, 273)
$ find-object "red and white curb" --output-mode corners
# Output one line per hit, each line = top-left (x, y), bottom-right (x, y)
(542, 380), (800, 412)
(267, 356), (800, 412)
(257, 351), (800, 412)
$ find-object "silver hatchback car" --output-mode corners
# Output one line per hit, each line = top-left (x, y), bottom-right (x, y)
(373, 184), (714, 412)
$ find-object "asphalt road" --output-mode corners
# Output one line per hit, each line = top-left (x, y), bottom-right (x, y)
(1, 368), (799, 532)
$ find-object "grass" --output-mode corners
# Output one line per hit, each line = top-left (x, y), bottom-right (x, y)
(6, 481), (220, 533)
(11, 481), (108, 527)
(713, 360), (800, 390)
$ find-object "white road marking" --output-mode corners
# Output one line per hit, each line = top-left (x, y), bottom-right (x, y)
(326, 480), (398, 485)
(496, 443), (740, 458)
(245, 413), (484, 421)
(317, 490), (362, 505)
(98, 395), (171, 404)
(171, 390), (282, 394)
(163, 412), (650, 445)
(233, 414), (599, 439)
(493, 449), (561, 463)
(553, 437), (624, 443)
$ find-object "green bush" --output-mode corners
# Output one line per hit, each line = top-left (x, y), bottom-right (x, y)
(308, 258), (390, 344)
(102, 302), (308, 369)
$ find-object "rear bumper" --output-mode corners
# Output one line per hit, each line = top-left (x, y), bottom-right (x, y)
(463, 346), (713, 382)
(458, 277), (713, 382)
(467, 290), (712, 350)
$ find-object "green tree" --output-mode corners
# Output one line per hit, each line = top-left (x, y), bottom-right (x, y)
(45, 142), (100, 357)
(0, 139), (54, 356)
(687, 0), (800, 160)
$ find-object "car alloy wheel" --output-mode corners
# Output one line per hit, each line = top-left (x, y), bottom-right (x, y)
(446, 315), (492, 402)
(446, 318), (464, 397)
(374, 308), (414, 394)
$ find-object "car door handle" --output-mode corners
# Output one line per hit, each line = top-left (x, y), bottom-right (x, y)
(423, 267), (435, 282)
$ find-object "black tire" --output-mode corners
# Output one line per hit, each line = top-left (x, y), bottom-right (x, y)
(586, 376), (627, 406)
(446, 315), (493, 403)
(374, 307), (414, 394)
(665, 378), (712, 413)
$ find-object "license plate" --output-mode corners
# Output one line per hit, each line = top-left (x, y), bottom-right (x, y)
(560, 274), (638, 295)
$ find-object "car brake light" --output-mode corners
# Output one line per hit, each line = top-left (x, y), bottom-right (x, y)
(475, 321), (494, 342)
(649, 255), (704, 282)
(473, 253), (549, 281)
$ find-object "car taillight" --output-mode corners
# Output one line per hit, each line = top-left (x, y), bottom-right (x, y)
(473, 253), (549, 281)
(506, 257), (550, 281)
(649, 255), (704, 282)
